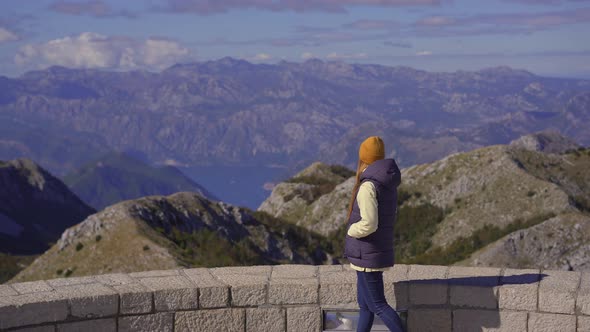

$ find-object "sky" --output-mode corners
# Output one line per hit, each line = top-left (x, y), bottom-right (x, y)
(0, 0), (589, 78)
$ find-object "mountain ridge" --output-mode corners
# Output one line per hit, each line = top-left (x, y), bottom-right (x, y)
(9, 191), (332, 283)
(0, 158), (95, 255)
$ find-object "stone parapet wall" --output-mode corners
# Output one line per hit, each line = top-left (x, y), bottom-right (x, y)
(0, 264), (588, 331)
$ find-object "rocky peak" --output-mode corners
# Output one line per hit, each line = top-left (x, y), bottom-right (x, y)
(293, 162), (354, 183)
(0, 158), (95, 254)
(509, 130), (580, 154)
(258, 162), (355, 236)
(2, 158), (47, 190)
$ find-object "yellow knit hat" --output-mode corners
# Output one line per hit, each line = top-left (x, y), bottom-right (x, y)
(359, 136), (385, 164)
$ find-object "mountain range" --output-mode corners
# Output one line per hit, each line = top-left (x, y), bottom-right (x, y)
(259, 131), (590, 271)
(1, 59), (589, 178)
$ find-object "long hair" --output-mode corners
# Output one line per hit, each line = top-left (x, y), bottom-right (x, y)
(347, 159), (370, 220)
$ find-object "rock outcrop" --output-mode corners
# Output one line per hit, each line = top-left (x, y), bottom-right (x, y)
(258, 162), (354, 236)
(509, 130), (580, 154)
(461, 213), (590, 270)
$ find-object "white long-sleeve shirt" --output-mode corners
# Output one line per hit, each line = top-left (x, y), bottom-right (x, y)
(347, 179), (390, 272)
(347, 181), (378, 238)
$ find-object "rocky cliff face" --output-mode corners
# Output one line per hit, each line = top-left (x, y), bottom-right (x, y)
(461, 213), (590, 271)
(1, 60), (589, 175)
(258, 162), (354, 236)
(0, 158), (95, 255)
(10, 192), (329, 283)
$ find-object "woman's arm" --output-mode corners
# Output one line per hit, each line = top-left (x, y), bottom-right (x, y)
(347, 181), (378, 238)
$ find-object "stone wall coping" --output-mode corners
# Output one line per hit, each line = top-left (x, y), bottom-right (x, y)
(0, 264), (587, 331)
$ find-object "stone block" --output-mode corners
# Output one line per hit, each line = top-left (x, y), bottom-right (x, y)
(55, 283), (118, 318)
(199, 286), (229, 308)
(408, 265), (448, 305)
(175, 309), (245, 332)
(183, 268), (229, 308)
(498, 268), (541, 311)
(118, 312), (174, 332)
(287, 306), (321, 332)
(272, 265), (317, 279)
(384, 265), (409, 310)
(113, 283), (153, 314)
(448, 266), (501, 309)
(96, 273), (137, 286)
(578, 316), (590, 332)
(213, 274), (268, 306)
(47, 275), (96, 288)
(139, 276), (198, 311)
(0, 291), (68, 329)
(269, 277), (318, 305)
(452, 286), (498, 309)
(13, 326), (56, 332)
(528, 313), (576, 332)
(11, 280), (53, 294)
(0, 284), (18, 297)
(319, 270), (356, 305)
(576, 272), (590, 316)
(246, 307), (285, 332)
(210, 265), (272, 276)
(318, 265), (343, 273)
(57, 318), (116, 332)
(453, 310), (526, 332)
(538, 270), (581, 314)
(407, 309), (451, 332)
(129, 269), (180, 278)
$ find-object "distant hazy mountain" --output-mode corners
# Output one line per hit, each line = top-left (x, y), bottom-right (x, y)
(1, 59), (589, 176)
(63, 152), (216, 210)
(259, 132), (590, 271)
(0, 158), (95, 255)
(9, 192), (330, 283)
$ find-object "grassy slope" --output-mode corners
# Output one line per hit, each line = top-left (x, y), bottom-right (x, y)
(510, 147), (590, 212)
(0, 253), (38, 284)
(401, 145), (572, 249)
(8, 217), (180, 283)
(8, 192), (333, 283)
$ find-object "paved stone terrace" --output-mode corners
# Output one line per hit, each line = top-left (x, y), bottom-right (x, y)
(0, 264), (588, 331)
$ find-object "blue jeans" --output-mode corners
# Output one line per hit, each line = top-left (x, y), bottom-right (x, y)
(356, 271), (404, 332)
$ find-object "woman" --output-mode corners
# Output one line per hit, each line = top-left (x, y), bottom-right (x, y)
(344, 136), (404, 332)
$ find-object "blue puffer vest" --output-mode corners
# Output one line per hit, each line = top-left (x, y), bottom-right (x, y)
(344, 158), (401, 268)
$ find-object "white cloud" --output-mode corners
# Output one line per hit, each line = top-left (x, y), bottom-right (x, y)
(416, 50), (433, 56)
(249, 53), (272, 61)
(0, 27), (18, 43)
(326, 52), (368, 60)
(14, 32), (192, 70)
(301, 52), (314, 59)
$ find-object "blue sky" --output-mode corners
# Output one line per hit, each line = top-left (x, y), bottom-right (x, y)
(0, 0), (589, 78)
